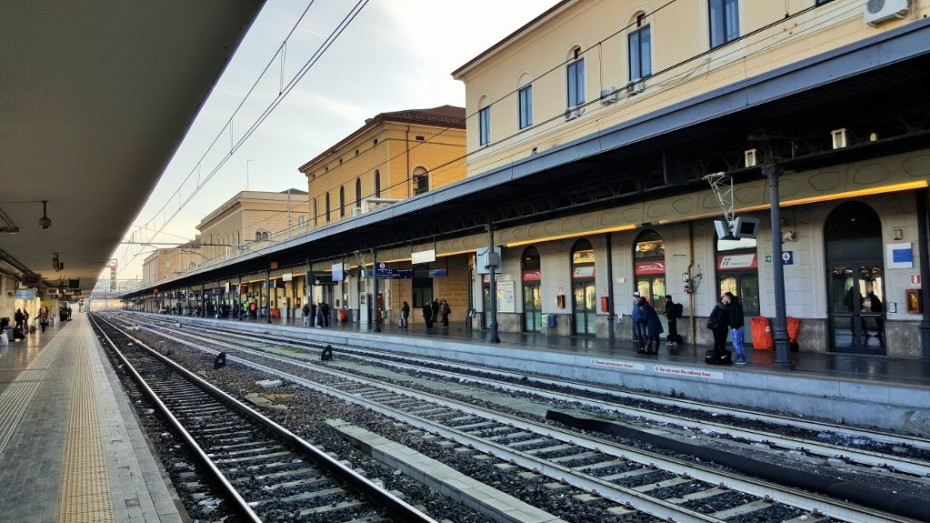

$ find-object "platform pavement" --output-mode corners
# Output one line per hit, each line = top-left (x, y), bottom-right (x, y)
(0, 313), (184, 523)
(138, 310), (930, 436)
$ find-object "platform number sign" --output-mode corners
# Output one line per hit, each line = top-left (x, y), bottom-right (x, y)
(781, 251), (794, 265)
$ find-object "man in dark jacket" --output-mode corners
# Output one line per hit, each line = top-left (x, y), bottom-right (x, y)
(723, 292), (746, 364)
(708, 297), (730, 362)
(631, 293), (647, 353)
(422, 303), (433, 328)
(664, 295), (681, 345)
(642, 299), (663, 354)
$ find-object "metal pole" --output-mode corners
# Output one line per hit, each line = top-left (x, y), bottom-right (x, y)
(605, 232), (615, 340)
(372, 248), (380, 333)
(916, 187), (930, 360)
(466, 263), (473, 332)
(265, 267), (271, 324)
(487, 223), (500, 343)
(764, 164), (792, 369)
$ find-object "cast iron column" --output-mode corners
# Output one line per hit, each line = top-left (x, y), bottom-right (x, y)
(487, 223), (500, 343)
(372, 248), (380, 333)
(917, 188), (930, 359)
(763, 164), (792, 369)
(265, 268), (271, 324)
(605, 232), (615, 340)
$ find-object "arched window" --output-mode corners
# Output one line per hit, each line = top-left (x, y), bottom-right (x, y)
(633, 230), (665, 305)
(570, 239), (596, 335)
(628, 12), (652, 81)
(374, 170), (381, 198)
(567, 46), (585, 109)
(355, 178), (362, 208)
(522, 247), (542, 332)
(325, 193), (330, 223)
(412, 167), (429, 195)
(255, 229), (270, 241)
(339, 186), (346, 217)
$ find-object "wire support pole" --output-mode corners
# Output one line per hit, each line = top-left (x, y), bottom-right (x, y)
(487, 221), (500, 344)
(763, 164), (793, 370)
(372, 248), (380, 333)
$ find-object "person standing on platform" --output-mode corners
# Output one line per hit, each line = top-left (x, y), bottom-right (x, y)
(631, 293), (648, 353)
(431, 298), (440, 324)
(441, 300), (451, 328)
(302, 302), (311, 326)
(23, 309), (30, 332)
(422, 302), (433, 328)
(39, 307), (49, 333)
(724, 292), (746, 365)
(400, 301), (410, 328)
(320, 301), (330, 326)
(664, 295), (682, 345)
(14, 308), (24, 330)
(708, 296), (730, 363)
(642, 298), (663, 354)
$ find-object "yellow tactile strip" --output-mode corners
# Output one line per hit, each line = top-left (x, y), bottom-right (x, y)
(57, 338), (114, 523)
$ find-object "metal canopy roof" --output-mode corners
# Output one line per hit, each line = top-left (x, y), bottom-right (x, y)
(125, 18), (930, 298)
(0, 0), (264, 293)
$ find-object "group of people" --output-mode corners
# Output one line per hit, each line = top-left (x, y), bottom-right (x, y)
(301, 301), (331, 327)
(631, 293), (682, 354)
(421, 298), (451, 328)
(707, 291), (746, 365)
(5, 306), (53, 342)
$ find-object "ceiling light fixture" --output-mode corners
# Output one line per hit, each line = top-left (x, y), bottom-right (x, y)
(38, 200), (51, 229)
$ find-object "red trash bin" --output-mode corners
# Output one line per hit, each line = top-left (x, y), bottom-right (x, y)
(750, 316), (774, 350)
(787, 316), (801, 344)
(338, 308), (348, 322)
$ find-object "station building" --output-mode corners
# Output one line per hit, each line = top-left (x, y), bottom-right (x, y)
(297, 105), (468, 323)
(126, 0), (930, 360)
(446, 0), (930, 357)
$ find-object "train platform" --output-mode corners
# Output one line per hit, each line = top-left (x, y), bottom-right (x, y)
(171, 312), (930, 436)
(0, 313), (183, 523)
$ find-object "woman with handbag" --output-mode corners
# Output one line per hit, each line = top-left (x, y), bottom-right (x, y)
(707, 296), (730, 364)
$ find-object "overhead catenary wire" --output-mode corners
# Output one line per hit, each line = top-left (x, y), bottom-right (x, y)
(117, 0), (861, 281)
(118, 0), (369, 271)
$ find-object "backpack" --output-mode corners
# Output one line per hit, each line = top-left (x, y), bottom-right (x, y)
(675, 302), (684, 319)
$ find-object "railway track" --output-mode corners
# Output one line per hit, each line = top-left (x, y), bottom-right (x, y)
(137, 314), (930, 482)
(106, 313), (929, 522)
(92, 314), (436, 523)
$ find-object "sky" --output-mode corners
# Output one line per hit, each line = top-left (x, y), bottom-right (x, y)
(109, 0), (559, 284)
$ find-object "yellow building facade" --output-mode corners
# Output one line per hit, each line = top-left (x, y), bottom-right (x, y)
(299, 106), (466, 227)
(453, 0), (927, 175)
(196, 189), (310, 264)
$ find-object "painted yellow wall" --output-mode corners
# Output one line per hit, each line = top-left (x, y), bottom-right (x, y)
(455, 0), (927, 176)
(302, 121), (465, 227)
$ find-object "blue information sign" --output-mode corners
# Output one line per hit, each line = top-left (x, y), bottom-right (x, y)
(781, 251), (794, 265)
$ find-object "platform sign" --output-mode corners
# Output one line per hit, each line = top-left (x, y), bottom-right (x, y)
(15, 289), (34, 300)
(428, 268), (448, 278)
(781, 251), (793, 265)
(376, 267), (413, 279)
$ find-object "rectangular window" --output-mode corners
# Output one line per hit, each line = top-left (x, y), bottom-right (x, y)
(567, 58), (585, 108)
(518, 85), (533, 129)
(479, 106), (491, 146)
(709, 0), (739, 48)
(628, 25), (651, 81)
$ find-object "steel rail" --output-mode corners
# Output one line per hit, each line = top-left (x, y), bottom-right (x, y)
(94, 314), (438, 523)
(91, 315), (263, 522)
(125, 317), (919, 523)
(136, 315), (930, 476)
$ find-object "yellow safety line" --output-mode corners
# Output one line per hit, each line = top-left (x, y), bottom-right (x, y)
(57, 338), (113, 523)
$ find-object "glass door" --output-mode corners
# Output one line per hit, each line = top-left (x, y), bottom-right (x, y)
(523, 282), (541, 332)
(573, 280), (596, 335)
(828, 265), (884, 353)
